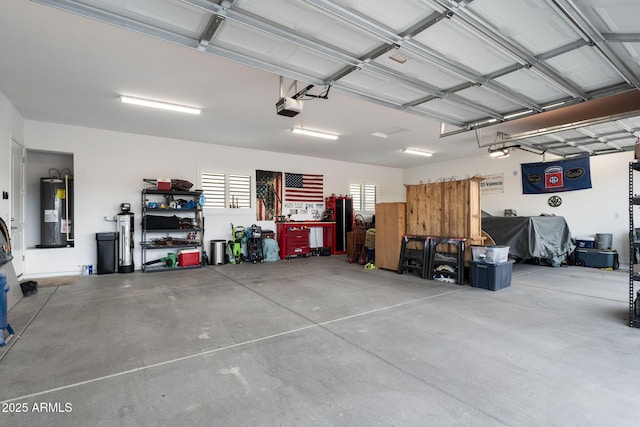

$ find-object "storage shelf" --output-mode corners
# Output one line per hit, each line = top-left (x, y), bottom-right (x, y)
(142, 189), (203, 196)
(142, 264), (203, 273)
(142, 228), (202, 233)
(141, 243), (201, 250)
(141, 188), (204, 273)
(143, 208), (198, 213)
(428, 237), (465, 285)
(434, 255), (458, 263)
(628, 162), (640, 328)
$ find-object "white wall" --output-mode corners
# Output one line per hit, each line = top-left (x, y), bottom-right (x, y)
(0, 90), (25, 309)
(15, 119), (635, 275)
(0, 91), (24, 228)
(404, 148), (631, 261)
(23, 120), (405, 277)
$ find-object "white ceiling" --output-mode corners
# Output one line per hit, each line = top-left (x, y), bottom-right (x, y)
(1, 0), (639, 168)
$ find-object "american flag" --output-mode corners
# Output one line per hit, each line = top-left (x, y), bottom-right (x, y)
(256, 170), (282, 221)
(285, 173), (324, 202)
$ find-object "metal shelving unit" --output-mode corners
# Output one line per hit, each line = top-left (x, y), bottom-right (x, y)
(628, 162), (640, 328)
(141, 188), (204, 273)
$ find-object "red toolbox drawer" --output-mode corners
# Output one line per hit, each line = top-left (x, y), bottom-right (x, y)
(286, 229), (310, 241)
(287, 245), (310, 257)
(285, 228), (309, 257)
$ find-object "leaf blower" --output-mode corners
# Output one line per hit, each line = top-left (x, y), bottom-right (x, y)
(143, 252), (178, 268)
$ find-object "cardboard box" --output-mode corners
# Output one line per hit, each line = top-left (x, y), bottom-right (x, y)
(178, 249), (200, 267)
(365, 229), (375, 248)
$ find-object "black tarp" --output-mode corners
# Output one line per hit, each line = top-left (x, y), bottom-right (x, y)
(482, 216), (575, 267)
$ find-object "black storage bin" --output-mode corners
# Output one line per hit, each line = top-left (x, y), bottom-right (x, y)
(96, 232), (117, 274)
(574, 248), (619, 269)
(318, 246), (332, 256)
(470, 260), (515, 291)
(143, 215), (181, 230)
(20, 281), (38, 296)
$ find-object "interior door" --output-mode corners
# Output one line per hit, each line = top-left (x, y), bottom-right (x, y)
(10, 138), (25, 278)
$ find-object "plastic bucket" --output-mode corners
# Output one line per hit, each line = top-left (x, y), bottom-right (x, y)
(596, 233), (613, 249)
(210, 240), (227, 265)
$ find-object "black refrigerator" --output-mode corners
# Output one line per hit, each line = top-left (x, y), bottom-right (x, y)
(334, 197), (353, 254)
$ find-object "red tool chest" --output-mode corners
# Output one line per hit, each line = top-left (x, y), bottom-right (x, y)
(282, 227), (311, 258)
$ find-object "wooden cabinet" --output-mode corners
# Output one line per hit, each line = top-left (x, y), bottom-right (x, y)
(374, 202), (406, 270)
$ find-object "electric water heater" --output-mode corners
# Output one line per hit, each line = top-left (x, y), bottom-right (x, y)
(39, 176), (74, 248)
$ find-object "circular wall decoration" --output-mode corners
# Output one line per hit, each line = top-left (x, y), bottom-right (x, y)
(548, 195), (562, 207)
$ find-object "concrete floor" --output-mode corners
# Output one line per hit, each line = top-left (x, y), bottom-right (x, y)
(1, 257), (639, 426)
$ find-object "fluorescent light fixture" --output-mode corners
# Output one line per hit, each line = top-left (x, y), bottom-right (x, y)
(542, 101), (566, 110)
(120, 95), (201, 115)
(402, 148), (433, 157)
(290, 127), (339, 140)
(504, 109), (533, 120)
(471, 118), (498, 128)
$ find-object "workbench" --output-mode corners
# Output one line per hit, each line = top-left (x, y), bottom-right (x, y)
(276, 221), (336, 259)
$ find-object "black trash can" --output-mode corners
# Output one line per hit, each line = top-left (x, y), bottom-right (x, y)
(96, 232), (117, 274)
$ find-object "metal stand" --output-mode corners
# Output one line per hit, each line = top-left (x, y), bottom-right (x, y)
(397, 235), (430, 279)
(428, 237), (466, 285)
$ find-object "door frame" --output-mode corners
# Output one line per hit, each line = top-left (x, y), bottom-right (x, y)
(10, 137), (25, 278)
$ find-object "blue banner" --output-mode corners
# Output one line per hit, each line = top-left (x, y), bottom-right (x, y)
(521, 157), (592, 194)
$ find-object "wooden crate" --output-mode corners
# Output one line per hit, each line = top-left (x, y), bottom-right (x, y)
(374, 202), (406, 270)
(406, 177), (482, 239)
(405, 178), (484, 264)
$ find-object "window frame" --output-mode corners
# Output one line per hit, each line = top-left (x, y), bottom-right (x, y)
(350, 183), (377, 212)
(200, 169), (253, 212)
